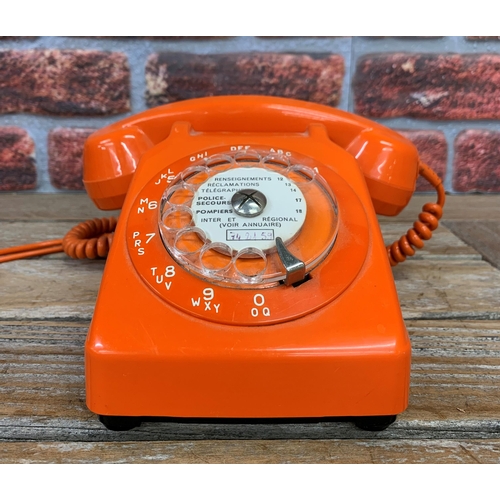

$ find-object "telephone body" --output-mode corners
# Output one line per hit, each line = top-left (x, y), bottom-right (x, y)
(83, 96), (428, 431)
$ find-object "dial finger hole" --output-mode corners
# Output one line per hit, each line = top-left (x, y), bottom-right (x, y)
(181, 165), (210, 185)
(234, 247), (267, 283)
(206, 154), (234, 170)
(286, 165), (316, 184)
(174, 227), (207, 255)
(165, 184), (195, 206)
(262, 153), (291, 168)
(234, 150), (261, 164)
(162, 206), (193, 231)
(200, 242), (233, 274)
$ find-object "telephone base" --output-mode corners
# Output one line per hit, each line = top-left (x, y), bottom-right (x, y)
(84, 120), (413, 430)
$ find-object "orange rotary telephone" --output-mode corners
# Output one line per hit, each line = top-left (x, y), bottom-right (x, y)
(2, 96), (445, 432)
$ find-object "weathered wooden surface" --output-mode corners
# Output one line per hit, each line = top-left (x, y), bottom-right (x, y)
(378, 193), (500, 222)
(1, 223), (498, 322)
(0, 193), (120, 221)
(2, 439), (499, 464)
(1, 319), (499, 442)
(0, 193), (499, 463)
(445, 220), (500, 269)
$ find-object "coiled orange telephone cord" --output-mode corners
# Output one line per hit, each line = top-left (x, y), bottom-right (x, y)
(386, 161), (445, 267)
(0, 163), (444, 266)
(0, 217), (117, 263)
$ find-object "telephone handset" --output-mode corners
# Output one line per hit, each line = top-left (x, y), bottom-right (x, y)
(77, 96), (444, 431)
(85, 95), (421, 216)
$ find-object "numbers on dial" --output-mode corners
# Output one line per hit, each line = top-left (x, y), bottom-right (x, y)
(251, 293), (271, 318)
(190, 287), (220, 314)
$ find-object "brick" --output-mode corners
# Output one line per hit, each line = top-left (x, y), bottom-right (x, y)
(398, 130), (447, 192)
(76, 36), (225, 40)
(466, 37), (500, 40)
(453, 130), (500, 192)
(0, 127), (36, 191)
(363, 36), (442, 39)
(0, 50), (130, 115)
(145, 52), (344, 107)
(48, 128), (94, 190)
(258, 36), (345, 38)
(353, 53), (500, 119)
(0, 36), (37, 40)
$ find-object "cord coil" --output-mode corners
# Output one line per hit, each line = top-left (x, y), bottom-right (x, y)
(387, 162), (445, 267)
(62, 217), (117, 259)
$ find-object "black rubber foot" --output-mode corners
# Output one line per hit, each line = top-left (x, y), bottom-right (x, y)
(354, 415), (397, 431)
(99, 415), (142, 431)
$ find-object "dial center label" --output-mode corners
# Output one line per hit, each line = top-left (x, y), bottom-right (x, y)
(191, 167), (307, 252)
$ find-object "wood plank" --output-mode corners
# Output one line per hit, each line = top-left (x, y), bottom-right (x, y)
(1, 439), (499, 464)
(0, 259), (105, 320)
(392, 260), (500, 320)
(0, 193), (498, 222)
(0, 221), (83, 250)
(406, 320), (500, 421)
(0, 221), (479, 260)
(379, 194), (500, 223)
(0, 195), (491, 271)
(380, 224), (480, 261)
(444, 220), (500, 269)
(0, 320), (498, 441)
(1, 257), (498, 321)
(0, 193), (120, 221)
(1, 221), (496, 321)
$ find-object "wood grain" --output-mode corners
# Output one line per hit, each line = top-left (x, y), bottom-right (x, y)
(1, 222), (498, 321)
(379, 193), (500, 222)
(393, 260), (500, 320)
(0, 193), (120, 221)
(0, 221), (82, 249)
(0, 221), (478, 260)
(381, 223), (479, 260)
(0, 259), (104, 320)
(1, 439), (499, 464)
(445, 220), (500, 269)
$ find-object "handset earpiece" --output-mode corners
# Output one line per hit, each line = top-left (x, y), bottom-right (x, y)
(345, 128), (419, 216)
(84, 126), (154, 210)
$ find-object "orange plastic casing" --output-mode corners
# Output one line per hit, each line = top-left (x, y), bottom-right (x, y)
(83, 98), (414, 420)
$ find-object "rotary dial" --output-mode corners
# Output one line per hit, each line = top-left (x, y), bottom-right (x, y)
(158, 149), (338, 288)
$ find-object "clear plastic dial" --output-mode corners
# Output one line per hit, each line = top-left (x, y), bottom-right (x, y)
(158, 149), (339, 288)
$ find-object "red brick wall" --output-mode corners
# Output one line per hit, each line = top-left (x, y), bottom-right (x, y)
(1, 36), (499, 194)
